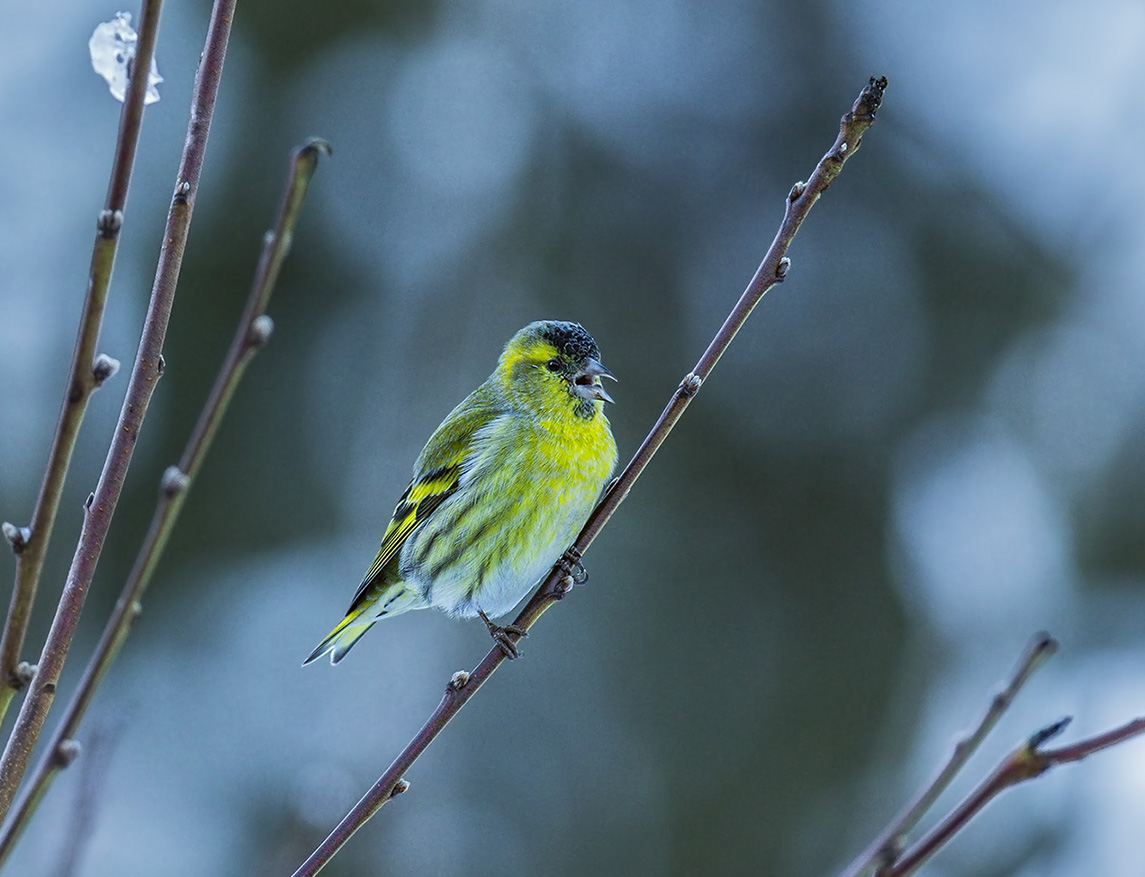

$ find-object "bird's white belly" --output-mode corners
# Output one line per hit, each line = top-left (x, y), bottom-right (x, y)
(401, 481), (592, 619)
(430, 526), (571, 618)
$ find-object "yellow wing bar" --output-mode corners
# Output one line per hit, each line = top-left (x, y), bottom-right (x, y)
(348, 464), (461, 608)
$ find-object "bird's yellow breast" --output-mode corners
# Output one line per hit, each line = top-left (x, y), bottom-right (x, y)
(401, 404), (616, 618)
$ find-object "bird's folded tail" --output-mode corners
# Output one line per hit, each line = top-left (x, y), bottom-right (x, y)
(303, 582), (425, 666)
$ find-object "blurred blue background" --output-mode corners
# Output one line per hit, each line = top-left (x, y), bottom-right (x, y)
(2, 1), (1145, 875)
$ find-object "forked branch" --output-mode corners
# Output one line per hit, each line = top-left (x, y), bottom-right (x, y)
(840, 632), (1058, 877)
(841, 632), (1145, 877)
(884, 714), (1145, 876)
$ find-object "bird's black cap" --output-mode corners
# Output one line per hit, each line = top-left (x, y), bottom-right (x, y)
(537, 321), (600, 363)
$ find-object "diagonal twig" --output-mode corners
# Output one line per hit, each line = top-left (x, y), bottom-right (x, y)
(0, 0), (239, 824)
(839, 631), (1058, 877)
(0, 0), (164, 724)
(291, 75), (890, 877)
(0, 138), (330, 864)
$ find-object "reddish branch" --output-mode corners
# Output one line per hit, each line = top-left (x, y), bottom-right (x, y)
(0, 0), (238, 823)
(885, 716), (1145, 876)
(0, 0), (164, 715)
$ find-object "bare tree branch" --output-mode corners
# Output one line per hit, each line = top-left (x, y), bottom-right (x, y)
(838, 632), (1145, 877)
(840, 632), (1058, 877)
(885, 715), (1145, 876)
(0, 0), (238, 823)
(291, 75), (890, 877)
(0, 0), (164, 723)
(0, 138), (330, 863)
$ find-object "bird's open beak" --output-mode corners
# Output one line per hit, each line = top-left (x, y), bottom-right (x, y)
(573, 358), (617, 404)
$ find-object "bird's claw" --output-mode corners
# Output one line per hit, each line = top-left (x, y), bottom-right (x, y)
(558, 546), (588, 585)
(479, 610), (526, 659)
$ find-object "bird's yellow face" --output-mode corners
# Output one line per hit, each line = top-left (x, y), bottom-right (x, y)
(497, 321), (616, 420)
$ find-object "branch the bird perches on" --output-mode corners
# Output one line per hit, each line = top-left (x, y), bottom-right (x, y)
(291, 76), (890, 877)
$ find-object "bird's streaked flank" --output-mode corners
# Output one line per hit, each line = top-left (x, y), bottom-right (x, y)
(305, 321), (618, 665)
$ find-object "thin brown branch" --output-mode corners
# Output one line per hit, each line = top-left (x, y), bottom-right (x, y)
(839, 631), (1058, 877)
(0, 0), (164, 723)
(291, 75), (889, 877)
(887, 716), (1145, 876)
(0, 139), (330, 864)
(0, 0), (238, 823)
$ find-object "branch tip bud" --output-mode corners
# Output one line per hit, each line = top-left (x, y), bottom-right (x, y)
(2, 522), (31, 554)
(300, 138), (334, 159)
(1029, 717), (1072, 750)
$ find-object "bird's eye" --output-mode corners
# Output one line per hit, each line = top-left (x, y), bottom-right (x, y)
(545, 358), (562, 372)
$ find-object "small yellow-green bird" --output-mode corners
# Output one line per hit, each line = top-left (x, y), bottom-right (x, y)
(304, 320), (618, 665)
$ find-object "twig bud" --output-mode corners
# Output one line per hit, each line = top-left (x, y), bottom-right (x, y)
(156, 354), (166, 377)
(247, 314), (275, 348)
(2, 522), (31, 554)
(449, 670), (470, 690)
(679, 373), (703, 397)
(92, 352), (121, 386)
(776, 257), (791, 280)
(390, 779), (410, 798)
(97, 209), (124, 237)
(161, 466), (190, 497)
(53, 738), (82, 769)
(300, 138), (334, 159)
(1028, 717), (1072, 750)
(1029, 631), (1058, 657)
(173, 180), (191, 205)
(875, 838), (905, 870)
(14, 662), (36, 687)
(789, 181), (806, 201)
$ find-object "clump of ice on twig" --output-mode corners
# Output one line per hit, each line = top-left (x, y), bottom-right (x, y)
(89, 12), (163, 105)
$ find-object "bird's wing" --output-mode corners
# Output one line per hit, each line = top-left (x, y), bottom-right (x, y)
(347, 384), (504, 609)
